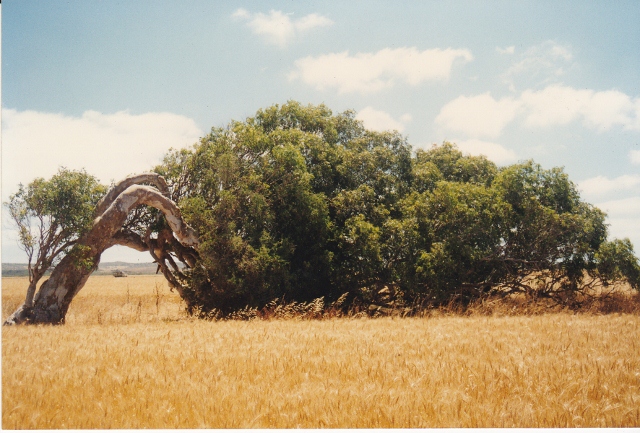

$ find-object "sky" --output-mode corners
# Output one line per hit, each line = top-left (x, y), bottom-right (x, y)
(2, 0), (639, 263)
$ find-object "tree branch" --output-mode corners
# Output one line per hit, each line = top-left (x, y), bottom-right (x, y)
(92, 184), (198, 249)
(95, 173), (170, 217)
(5, 178), (200, 325)
(109, 230), (148, 252)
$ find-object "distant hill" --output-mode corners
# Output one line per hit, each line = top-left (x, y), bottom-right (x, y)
(2, 262), (159, 277)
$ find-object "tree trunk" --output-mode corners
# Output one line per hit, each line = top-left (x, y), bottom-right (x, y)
(4, 174), (199, 325)
(24, 271), (43, 309)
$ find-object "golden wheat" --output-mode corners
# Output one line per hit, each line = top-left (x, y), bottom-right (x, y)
(2, 275), (191, 325)
(2, 276), (640, 428)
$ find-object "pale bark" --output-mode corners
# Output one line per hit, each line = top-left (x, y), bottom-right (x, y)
(109, 230), (149, 252)
(4, 176), (199, 325)
(24, 272), (43, 309)
(94, 173), (170, 217)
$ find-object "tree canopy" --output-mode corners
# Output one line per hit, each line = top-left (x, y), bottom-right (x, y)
(153, 101), (640, 314)
(6, 101), (639, 324)
(6, 168), (106, 308)
(4, 172), (199, 325)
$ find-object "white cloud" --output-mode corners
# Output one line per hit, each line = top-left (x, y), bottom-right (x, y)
(594, 197), (640, 249)
(631, 149), (640, 164)
(233, 8), (333, 48)
(502, 41), (574, 91)
(521, 85), (639, 131)
(1, 108), (203, 200)
(496, 46), (515, 55)
(435, 93), (522, 139)
(356, 107), (411, 133)
(294, 13), (334, 32)
(231, 8), (250, 19)
(606, 217), (640, 249)
(436, 85), (640, 138)
(455, 139), (518, 165)
(580, 90), (637, 130)
(578, 174), (640, 197)
(520, 85), (590, 127)
(289, 47), (473, 94)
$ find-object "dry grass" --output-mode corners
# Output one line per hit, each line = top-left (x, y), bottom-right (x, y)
(2, 275), (191, 326)
(3, 275), (640, 428)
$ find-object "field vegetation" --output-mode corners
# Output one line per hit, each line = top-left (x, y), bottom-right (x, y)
(6, 102), (640, 325)
(3, 101), (640, 427)
(3, 275), (640, 428)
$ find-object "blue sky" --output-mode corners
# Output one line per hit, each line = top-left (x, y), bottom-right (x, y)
(2, 0), (639, 262)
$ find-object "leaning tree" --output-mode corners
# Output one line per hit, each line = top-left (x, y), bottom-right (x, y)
(4, 173), (199, 325)
(5, 102), (639, 324)
(5, 168), (107, 318)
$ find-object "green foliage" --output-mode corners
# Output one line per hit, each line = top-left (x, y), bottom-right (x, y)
(155, 101), (638, 313)
(70, 244), (98, 272)
(415, 142), (497, 186)
(412, 182), (510, 301)
(6, 168), (106, 285)
(491, 161), (609, 297)
(595, 239), (640, 290)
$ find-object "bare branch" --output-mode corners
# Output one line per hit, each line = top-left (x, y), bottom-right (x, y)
(109, 230), (148, 252)
(93, 185), (198, 248)
(95, 173), (170, 217)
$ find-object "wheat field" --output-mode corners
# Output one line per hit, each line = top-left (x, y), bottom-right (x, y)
(2, 275), (640, 428)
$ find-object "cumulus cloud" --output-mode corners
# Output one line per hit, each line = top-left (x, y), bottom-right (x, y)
(578, 174), (640, 197)
(289, 47), (473, 94)
(520, 86), (590, 127)
(356, 107), (412, 133)
(521, 85), (638, 131)
(579, 178), (640, 249)
(435, 93), (522, 139)
(607, 217), (640, 249)
(595, 197), (640, 249)
(232, 8), (333, 48)
(631, 149), (640, 164)
(597, 196), (640, 217)
(436, 85), (640, 138)
(1, 108), (203, 199)
(455, 139), (518, 165)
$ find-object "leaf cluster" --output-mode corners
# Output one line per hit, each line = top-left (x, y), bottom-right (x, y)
(6, 168), (106, 285)
(145, 101), (635, 313)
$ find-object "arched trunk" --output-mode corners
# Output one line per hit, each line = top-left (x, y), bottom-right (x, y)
(4, 174), (199, 325)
